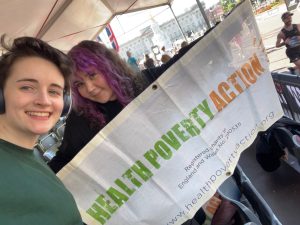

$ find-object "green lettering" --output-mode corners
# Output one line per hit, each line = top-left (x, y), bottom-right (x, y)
(131, 160), (153, 181)
(144, 149), (161, 169)
(95, 195), (118, 214)
(189, 108), (206, 128)
(172, 124), (190, 142)
(180, 119), (200, 137)
(122, 169), (142, 188)
(154, 140), (173, 159)
(161, 131), (181, 150)
(115, 179), (136, 196)
(106, 187), (129, 207)
(87, 203), (110, 225)
(198, 99), (214, 120)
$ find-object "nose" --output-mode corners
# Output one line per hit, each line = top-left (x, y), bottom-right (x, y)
(85, 80), (95, 93)
(34, 90), (51, 106)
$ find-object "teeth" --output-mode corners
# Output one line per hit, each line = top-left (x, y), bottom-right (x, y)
(27, 112), (50, 117)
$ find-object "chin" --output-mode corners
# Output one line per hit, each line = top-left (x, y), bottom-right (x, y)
(93, 98), (109, 104)
(30, 126), (53, 136)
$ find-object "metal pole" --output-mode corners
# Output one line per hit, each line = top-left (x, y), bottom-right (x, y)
(195, 0), (211, 29)
(168, 4), (188, 42)
(36, 0), (73, 39)
(284, 0), (289, 11)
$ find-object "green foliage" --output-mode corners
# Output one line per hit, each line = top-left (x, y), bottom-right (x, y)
(221, 0), (236, 13)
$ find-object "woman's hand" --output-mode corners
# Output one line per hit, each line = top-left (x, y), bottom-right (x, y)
(284, 38), (291, 45)
(203, 193), (222, 217)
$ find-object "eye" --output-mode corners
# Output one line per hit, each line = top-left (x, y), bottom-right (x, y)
(73, 81), (83, 88)
(88, 72), (97, 79)
(49, 89), (63, 96)
(20, 85), (35, 92)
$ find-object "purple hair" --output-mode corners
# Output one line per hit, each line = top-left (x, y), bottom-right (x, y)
(68, 41), (137, 128)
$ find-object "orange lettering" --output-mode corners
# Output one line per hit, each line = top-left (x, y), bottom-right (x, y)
(227, 72), (244, 94)
(236, 70), (250, 88)
(218, 82), (237, 103)
(241, 63), (257, 84)
(209, 91), (228, 112)
(250, 54), (264, 75)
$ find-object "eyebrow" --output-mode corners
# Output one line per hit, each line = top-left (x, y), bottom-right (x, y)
(16, 78), (64, 90)
(73, 79), (83, 83)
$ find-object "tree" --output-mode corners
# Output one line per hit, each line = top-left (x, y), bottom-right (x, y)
(221, 0), (237, 14)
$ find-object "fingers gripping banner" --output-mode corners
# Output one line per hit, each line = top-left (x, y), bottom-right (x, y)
(58, 1), (283, 224)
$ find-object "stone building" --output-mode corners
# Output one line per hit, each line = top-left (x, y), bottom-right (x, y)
(118, 4), (210, 61)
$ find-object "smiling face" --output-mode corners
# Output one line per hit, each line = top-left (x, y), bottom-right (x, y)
(0, 56), (65, 147)
(73, 69), (117, 104)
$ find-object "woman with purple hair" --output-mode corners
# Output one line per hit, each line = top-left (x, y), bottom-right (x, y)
(48, 40), (146, 173)
(48, 40), (236, 225)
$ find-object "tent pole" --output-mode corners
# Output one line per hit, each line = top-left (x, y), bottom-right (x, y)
(36, 0), (73, 39)
(168, 4), (188, 42)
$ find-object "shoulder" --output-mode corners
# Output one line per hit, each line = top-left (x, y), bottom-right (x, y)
(65, 110), (91, 130)
(128, 57), (135, 63)
(66, 109), (84, 122)
(132, 73), (148, 95)
(279, 27), (285, 33)
(277, 30), (284, 38)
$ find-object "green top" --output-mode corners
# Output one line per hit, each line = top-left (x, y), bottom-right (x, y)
(0, 140), (83, 225)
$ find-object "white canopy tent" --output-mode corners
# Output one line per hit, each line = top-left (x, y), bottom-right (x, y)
(1, 0), (174, 52)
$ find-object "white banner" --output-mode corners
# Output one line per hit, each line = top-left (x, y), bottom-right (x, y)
(58, 1), (283, 225)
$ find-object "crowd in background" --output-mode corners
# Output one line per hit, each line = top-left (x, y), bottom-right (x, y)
(126, 41), (190, 72)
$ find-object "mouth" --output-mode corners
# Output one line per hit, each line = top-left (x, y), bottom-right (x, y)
(26, 111), (51, 118)
(90, 90), (102, 98)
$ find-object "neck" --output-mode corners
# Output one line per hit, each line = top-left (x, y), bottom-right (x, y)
(284, 23), (292, 29)
(0, 118), (37, 149)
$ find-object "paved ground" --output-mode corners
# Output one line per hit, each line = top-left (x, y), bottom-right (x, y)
(256, 4), (300, 72)
(239, 144), (300, 225)
(238, 5), (300, 225)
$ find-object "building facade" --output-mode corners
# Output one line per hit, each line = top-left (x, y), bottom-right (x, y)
(118, 4), (212, 62)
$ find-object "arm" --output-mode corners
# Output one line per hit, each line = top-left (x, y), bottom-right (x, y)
(48, 110), (98, 173)
(297, 24), (300, 40)
(47, 111), (79, 173)
(276, 32), (285, 48)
